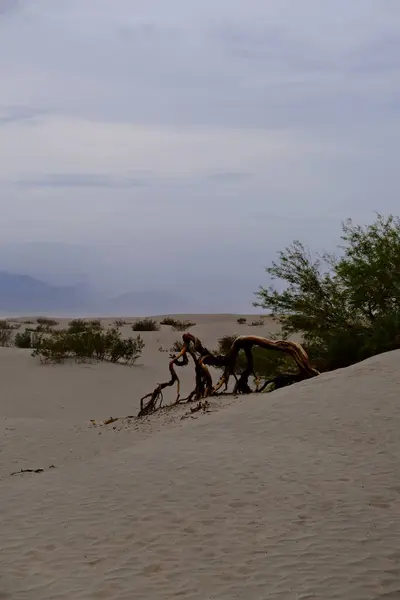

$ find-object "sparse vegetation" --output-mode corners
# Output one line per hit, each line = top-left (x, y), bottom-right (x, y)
(254, 213), (400, 372)
(67, 319), (88, 333)
(237, 317), (247, 324)
(160, 317), (179, 326)
(160, 317), (196, 330)
(0, 321), (13, 346)
(250, 319), (264, 326)
(14, 330), (34, 349)
(172, 320), (196, 332)
(37, 317), (59, 327)
(31, 323), (144, 364)
(132, 318), (160, 332)
(114, 319), (127, 327)
(67, 319), (102, 333)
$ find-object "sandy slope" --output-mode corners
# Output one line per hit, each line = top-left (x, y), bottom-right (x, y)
(1, 315), (400, 599)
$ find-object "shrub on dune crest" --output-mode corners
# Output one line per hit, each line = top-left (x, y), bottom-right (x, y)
(160, 317), (196, 330)
(132, 318), (160, 331)
(0, 321), (13, 346)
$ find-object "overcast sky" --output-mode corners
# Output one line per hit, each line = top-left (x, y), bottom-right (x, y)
(1, 0), (399, 310)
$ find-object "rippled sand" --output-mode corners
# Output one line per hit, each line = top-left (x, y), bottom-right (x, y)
(1, 315), (399, 599)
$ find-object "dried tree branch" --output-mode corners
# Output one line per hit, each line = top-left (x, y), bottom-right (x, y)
(137, 333), (319, 417)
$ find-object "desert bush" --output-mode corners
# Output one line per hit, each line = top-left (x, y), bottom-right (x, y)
(254, 213), (400, 372)
(0, 321), (13, 346)
(67, 319), (102, 334)
(88, 319), (102, 330)
(0, 320), (19, 330)
(250, 319), (264, 326)
(160, 317), (196, 330)
(160, 317), (178, 326)
(14, 330), (33, 348)
(114, 319), (127, 327)
(132, 318), (160, 331)
(31, 326), (144, 364)
(237, 317), (247, 324)
(67, 319), (88, 333)
(215, 333), (293, 382)
(37, 317), (59, 327)
(172, 320), (196, 332)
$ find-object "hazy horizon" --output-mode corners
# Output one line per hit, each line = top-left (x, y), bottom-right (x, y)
(1, 1), (399, 313)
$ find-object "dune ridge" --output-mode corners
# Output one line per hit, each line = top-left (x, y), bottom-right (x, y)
(1, 315), (399, 599)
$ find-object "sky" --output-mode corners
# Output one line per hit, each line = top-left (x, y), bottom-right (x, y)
(1, 0), (400, 311)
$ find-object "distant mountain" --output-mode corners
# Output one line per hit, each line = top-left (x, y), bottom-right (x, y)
(0, 271), (93, 314)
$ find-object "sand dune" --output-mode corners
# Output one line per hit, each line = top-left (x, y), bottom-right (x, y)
(1, 315), (400, 599)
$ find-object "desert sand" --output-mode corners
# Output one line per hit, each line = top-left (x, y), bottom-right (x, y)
(1, 314), (400, 599)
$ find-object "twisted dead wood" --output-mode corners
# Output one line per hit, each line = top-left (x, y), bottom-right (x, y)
(137, 333), (319, 417)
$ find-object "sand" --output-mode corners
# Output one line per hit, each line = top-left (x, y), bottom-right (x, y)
(1, 314), (400, 599)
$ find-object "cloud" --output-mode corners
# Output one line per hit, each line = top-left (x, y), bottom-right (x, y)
(0, 105), (46, 125)
(16, 173), (150, 189)
(0, 0), (19, 17)
(0, 0), (399, 310)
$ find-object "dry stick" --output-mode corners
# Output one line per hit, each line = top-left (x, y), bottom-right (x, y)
(137, 333), (319, 417)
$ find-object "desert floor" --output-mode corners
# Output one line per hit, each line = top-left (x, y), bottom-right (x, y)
(1, 314), (399, 599)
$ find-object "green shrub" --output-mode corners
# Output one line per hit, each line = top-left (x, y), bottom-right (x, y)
(14, 330), (33, 348)
(215, 333), (295, 383)
(67, 319), (88, 333)
(160, 317), (196, 330)
(114, 319), (127, 327)
(37, 317), (59, 327)
(132, 318), (160, 331)
(0, 321), (13, 347)
(172, 320), (196, 332)
(254, 213), (400, 372)
(160, 317), (178, 326)
(31, 326), (144, 364)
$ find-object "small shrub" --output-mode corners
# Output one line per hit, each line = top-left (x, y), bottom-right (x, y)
(31, 326), (144, 364)
(114, 319), (127, 327)
(132, 318), (160, 332)
(172, 320), (196, 331)
(14, 330), (33, 348)
(37, 317), (59, 327)
(250, 319), (264, 326)
(160, 317), (178, 326)
(67, 319), (88, 333)
(237, 317), (247, 324)
(0, 320), (19, 330)
(0, 326), (12, 347)
(160, 317), (196, 330)
(35, 324), (54, 333)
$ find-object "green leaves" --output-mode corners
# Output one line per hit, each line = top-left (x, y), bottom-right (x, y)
(255, 213), (400, 371)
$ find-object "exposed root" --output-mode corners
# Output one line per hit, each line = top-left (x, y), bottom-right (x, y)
(137, 333), (319, 417)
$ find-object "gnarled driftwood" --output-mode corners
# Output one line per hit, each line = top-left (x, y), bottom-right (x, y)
(137, 333), (319, 417)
